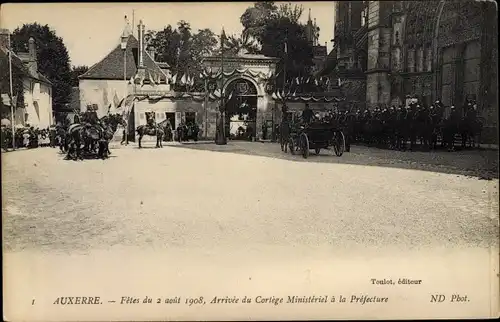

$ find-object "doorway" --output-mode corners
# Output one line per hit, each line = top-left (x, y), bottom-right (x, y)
(165, 112), (176, 129)
(224, 79), (258, 141)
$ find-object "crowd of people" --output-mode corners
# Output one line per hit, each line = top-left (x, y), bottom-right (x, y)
(1, 124), (57, 150)
(279, 99), (484, 152)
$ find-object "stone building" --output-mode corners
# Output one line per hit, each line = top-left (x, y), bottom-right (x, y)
(319, 0), (498, 142)
(0, 29), (54, 129)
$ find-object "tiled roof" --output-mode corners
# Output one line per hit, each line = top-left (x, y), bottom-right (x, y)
(0, 47), (52, 85)
(80, 35), (166, 80)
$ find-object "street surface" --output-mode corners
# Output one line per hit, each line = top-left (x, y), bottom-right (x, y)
(3, 143), (498, 254)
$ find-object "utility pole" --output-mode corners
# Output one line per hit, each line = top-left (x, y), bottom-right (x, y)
(204, 75), (208, 138)
(8, 32), (16, 150)
(216, 27), (227, 145)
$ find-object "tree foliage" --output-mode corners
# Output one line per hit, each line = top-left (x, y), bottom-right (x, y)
(11, 23), (72, 110)
(223, 33), (260, 55)
(145, 21), (218, 91)
(240, 1), (278, 42)
(240, 2), (314, 89)
(70, 65), (88, 87)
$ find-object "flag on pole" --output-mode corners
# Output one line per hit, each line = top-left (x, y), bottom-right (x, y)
(113, 92), (120, 108)
(190, 76), (195, 87)
(171, 73), (177, 85)
(148, 71), (156, 86)
(129, 74), (136, 84)
(180, 74), (187, 86)
(295, 77), (300, 85)
(1, 94), (10, 106)
(306, 77), (310, 84)
(314, 78), (319, 86)
(221, 27), (227, 47)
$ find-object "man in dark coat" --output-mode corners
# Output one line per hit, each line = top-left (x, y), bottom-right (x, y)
(301, 103), (314, 124)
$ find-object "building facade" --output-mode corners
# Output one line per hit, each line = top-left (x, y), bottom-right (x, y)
(0, 30), (53, 129)
(79, 18), (283, 141)
(321, 0), (498, 142)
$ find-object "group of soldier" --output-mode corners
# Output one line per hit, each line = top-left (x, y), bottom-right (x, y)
(279, 99), (483, 151)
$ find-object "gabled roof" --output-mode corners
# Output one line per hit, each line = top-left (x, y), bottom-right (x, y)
(80, 35), (166, 80)
(0, 46), (52, 85)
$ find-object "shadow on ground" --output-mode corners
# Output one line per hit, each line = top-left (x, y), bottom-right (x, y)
(170, 141), (499, 180)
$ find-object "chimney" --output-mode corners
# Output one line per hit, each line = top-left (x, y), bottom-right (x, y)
(138, 20), (144, 67)
(28, 37), (36, 61)
(27, 37), (38, 75)
(0, 28), (10, 50)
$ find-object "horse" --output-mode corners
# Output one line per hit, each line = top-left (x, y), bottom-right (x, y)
(65, 123), (86, 160)
(459, 107), (483, 149)
(97, 114), (127, 159)
(136, 122), (165, 148)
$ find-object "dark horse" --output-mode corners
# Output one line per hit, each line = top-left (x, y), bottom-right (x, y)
(65, 114), (124, 160)
(97, 114), (127, 159)
(136, 122), (166, 148)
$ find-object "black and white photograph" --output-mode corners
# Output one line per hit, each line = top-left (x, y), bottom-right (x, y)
(1, 1), (499, 320)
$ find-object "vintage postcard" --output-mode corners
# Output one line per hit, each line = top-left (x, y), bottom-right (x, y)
(1, 1), (499, 320)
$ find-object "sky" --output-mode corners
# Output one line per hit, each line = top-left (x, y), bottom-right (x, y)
(1, 2), (335, 68)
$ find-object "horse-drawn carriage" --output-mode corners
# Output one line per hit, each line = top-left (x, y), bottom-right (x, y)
(283, 118), (346, 159)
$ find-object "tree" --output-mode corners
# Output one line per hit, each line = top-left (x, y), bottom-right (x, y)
(240, 2), (278, 42)
(276, 3), (304, 23)
(240, 2), (314, 89)
(145, 21), (218, 91)
(70, 65), (88, 87)
(224, 33), (260, 55)
(12, 23), (72, 111)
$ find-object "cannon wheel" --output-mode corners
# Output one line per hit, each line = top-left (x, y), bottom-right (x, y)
(333, 131), (345, 157)
(300, 133), (309, 159)
(289, 137), (296, 155)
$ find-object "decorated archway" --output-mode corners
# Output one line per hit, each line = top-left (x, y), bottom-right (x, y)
(224, 78), (258, 140)
(202, 52), (279, 140)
